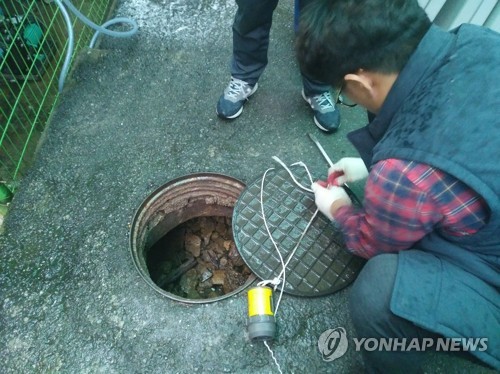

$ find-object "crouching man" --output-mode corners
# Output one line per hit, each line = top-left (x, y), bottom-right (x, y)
(296, 0), (499, 371)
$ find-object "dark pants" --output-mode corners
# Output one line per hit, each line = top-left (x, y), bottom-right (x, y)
(349, 254), (490, 372)
(231, 0), (329, 96)
(349, 254), (441, 373)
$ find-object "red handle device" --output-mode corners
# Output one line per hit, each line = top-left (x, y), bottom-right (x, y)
(316, 171), (344, 188)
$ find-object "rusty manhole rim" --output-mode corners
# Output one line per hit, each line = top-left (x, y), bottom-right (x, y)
(130, 172), (256, 304)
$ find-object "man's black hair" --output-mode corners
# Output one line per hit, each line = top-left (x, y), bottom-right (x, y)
(296, 0), (431, 88)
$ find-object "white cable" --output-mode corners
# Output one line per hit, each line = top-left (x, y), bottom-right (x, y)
(259, 158), (319, 315)
(291, 161), (315, 188)
(258, 158), (320, 374)
(264, 340), (283, 374)
(272, 156), (313, 193)
(259, 167), (287, 314)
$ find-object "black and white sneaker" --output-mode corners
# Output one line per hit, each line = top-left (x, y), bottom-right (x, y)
(216, 77), (258, 119)
(302, 90), (340, 133)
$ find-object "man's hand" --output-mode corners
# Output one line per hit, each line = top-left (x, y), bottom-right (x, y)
(311, 182), (352, 220)
(328, 157), (369, 186)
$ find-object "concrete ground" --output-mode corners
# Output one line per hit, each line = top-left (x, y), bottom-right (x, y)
(0, 1), (494, 373)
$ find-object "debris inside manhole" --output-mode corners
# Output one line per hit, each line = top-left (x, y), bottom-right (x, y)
(146, 216), (252, 300)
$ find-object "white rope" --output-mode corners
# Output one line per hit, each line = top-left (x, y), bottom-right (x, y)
(259, 157), (318, 315)
(272, 156), (313, 193)
(257, 157), (320, 374)
(264, 340), (284, 374)
(259, 167), (287, 310)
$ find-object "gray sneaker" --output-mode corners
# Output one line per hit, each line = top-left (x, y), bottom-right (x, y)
(216, 77), (258, 119)
(302, 89), (341, 133)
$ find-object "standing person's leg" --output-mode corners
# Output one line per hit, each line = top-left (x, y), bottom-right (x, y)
(297, 0), (341, 133)
(217, 0), (279, 119)
(231, 0), (279, 84)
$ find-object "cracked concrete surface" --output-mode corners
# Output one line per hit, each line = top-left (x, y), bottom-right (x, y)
(0, 1), (493, 373)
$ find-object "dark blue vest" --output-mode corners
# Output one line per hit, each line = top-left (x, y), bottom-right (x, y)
(348, 25), (500, 368)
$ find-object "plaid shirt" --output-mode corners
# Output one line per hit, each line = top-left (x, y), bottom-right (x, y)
(335, 158), (489, 259)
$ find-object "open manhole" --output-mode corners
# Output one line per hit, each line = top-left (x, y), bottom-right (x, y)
(130, 173), (256, 303)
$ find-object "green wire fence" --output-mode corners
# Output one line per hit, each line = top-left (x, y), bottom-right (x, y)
(0, 0), (115, 194)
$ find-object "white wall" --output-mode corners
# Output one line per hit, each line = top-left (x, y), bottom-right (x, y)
(418, 0), (500, 32)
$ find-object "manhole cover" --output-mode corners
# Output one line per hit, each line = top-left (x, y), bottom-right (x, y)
(130, 173), (256, 304)
(233, 166), (365, 297)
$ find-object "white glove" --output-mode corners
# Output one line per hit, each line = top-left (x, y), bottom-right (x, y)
(311, 183), (351, 220)
(328, 157), (369, 186)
